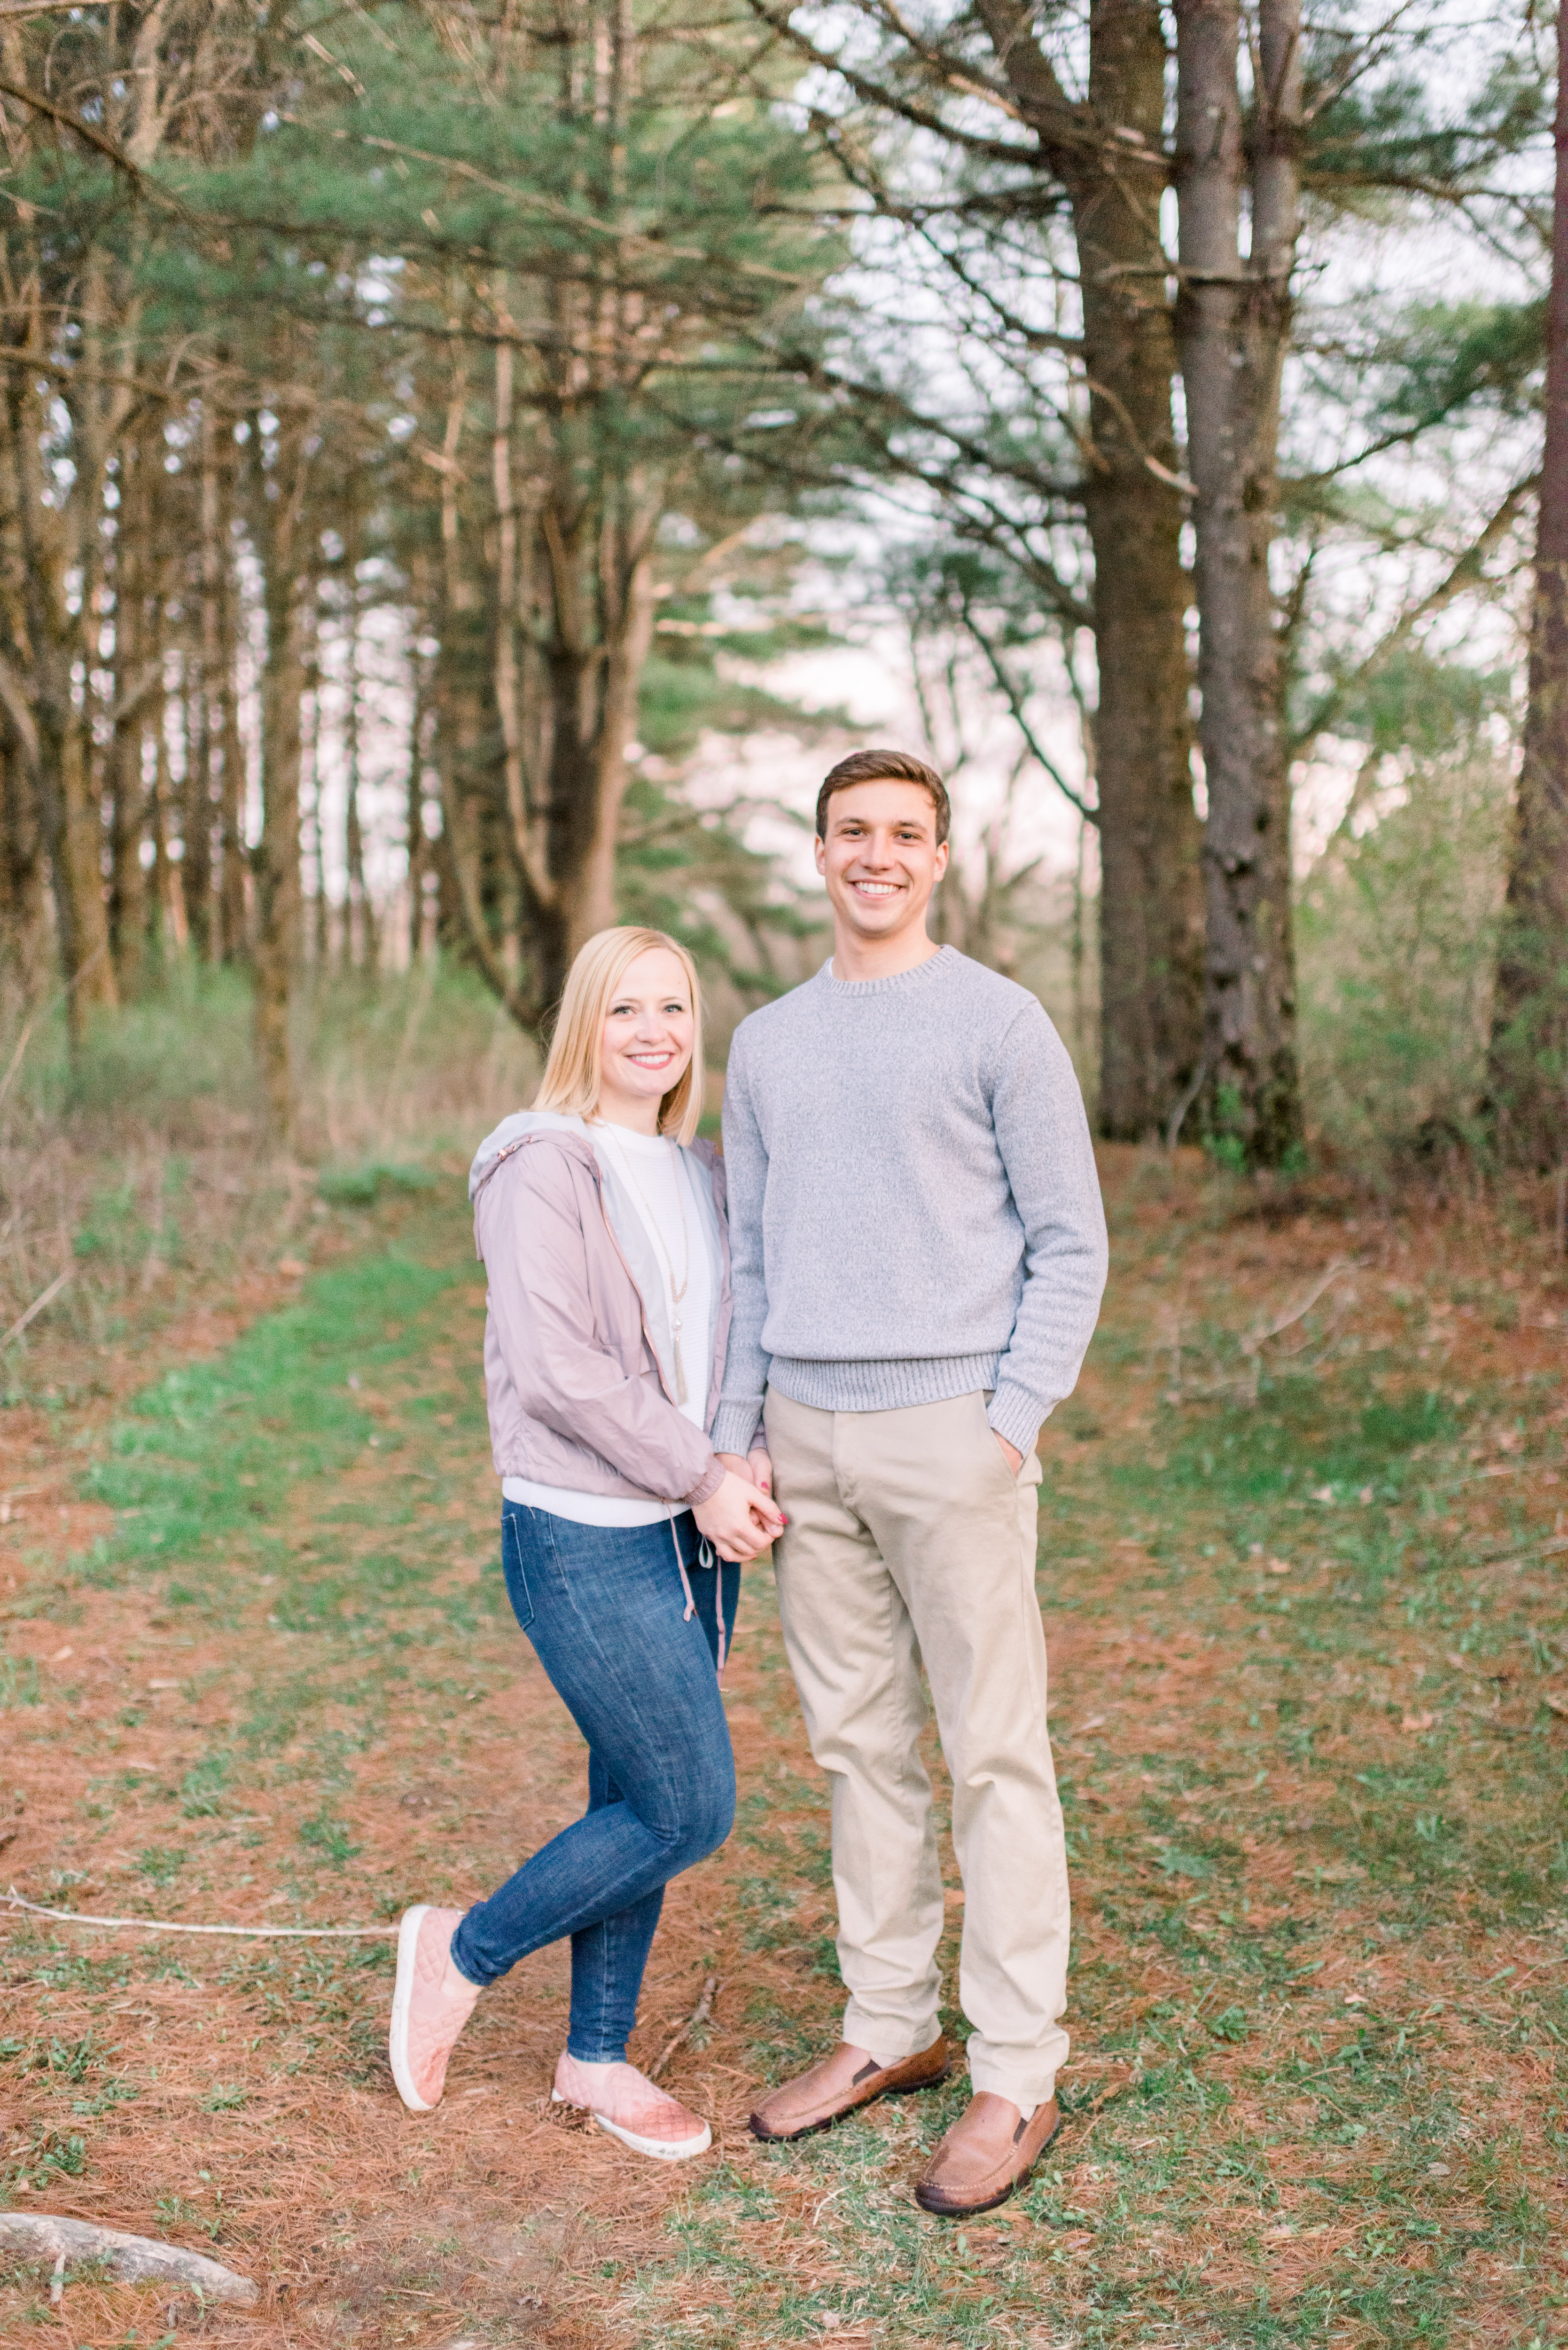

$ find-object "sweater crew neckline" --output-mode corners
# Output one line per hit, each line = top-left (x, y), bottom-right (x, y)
(819, 944), (957, 997)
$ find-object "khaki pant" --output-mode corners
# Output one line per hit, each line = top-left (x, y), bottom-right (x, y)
(764, 1387), (1069, 2111)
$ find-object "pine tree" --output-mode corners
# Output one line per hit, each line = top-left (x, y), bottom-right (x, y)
(1487, 6), (1568, 1171)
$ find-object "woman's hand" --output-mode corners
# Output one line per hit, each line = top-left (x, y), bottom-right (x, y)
(695, 1468), (785, 1564)
(718, 1448), (775, 1499)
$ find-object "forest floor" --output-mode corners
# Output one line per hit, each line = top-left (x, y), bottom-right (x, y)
(0, 1146), (1565, 2350)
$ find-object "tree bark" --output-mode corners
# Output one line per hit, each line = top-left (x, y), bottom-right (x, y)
(931, 0), (1207, 1137)
(429, 360), (533, 1021)
(6, 355), (118, 1035)
(1174, 0), (1303, 1167)
(107, 430), (149, 997)
(534, 482), (658, 1009)
(1077, 0), (1204, 1138)
(404, 662), (431, 962)
(0, 713), (46, 997)
(194, 401), (223, 963)
(151, 650), (186, 956)
(214, 417), (249, 962)
(1486, 2), (1568, 1170)
(341, 477), (375, 972)
(250, 414), (314, 1133)
(177, 669), (215, 964)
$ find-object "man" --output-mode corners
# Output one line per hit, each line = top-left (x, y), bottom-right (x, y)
(714, 748), (1107, 2217)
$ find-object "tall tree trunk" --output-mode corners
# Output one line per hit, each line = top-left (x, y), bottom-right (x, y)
(404, 661), (431, 961)
(1174, 0), (1303, 1168)
(1077, 0), (1204, 1138)
(107, 430), (150, 998)
(1487, 5), (1568, 1170)
(530, 532), (656, 1011)
(430, 357), (532, 1018)
(174, 423), (216, 964)
(38, 650), (117, 1033)
(9, 365), (117, 1033)
(182, 492), (215, 964)
(4, 254), (130, 1033)
(214, 418), (250, 963)
(0, 716), (47, 997)
(152, 659), (186, 956)
(973, 0), (1204, 1139)
(342, 478), (375, 971)
(195, 403), (223, 964)
(251, 415), (313, 1132)
(567, 520), (656, 964)
(304, 665), (328, 971)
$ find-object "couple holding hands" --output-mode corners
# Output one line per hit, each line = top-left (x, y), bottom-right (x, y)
(387, 750), (1108, 2219)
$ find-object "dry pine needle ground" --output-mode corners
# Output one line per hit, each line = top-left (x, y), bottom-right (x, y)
(0, 1147), (1564, 2348)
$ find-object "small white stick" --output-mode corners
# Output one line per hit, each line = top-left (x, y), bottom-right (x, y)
(1240, 1258), (1369, 1357)
(0, 1266), (73, 1352)
(4, 1888), (395, 1939)
(648, 1974), (718, 2082)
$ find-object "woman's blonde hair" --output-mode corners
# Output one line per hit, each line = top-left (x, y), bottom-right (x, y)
(534, 926), (705, 1145)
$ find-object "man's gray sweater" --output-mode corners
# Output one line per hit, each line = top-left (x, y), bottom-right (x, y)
(713, 946), (1108, 1459)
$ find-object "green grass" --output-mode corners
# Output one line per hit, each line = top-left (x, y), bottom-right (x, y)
(610, 1184), (1567, 2346)
(2, 1170), (1563, 2346)
(81, 1245), (459, 1576)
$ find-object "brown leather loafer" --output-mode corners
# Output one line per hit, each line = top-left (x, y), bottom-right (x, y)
(749, 2036), (951, 2143)
(914, 2091), (1061, 2215)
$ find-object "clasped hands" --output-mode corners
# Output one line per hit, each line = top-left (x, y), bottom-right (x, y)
(697, 1449), (784, 1563)
(698, 1428), (1020, 1566)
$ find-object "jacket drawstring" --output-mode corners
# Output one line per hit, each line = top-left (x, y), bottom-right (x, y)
(697, 1535), (726, 1676)
(668, 1513), (727, 1679)
(668, 1508), (698, 1623)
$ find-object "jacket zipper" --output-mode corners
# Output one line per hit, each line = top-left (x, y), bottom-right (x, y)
(588, 1164), (678, 1410)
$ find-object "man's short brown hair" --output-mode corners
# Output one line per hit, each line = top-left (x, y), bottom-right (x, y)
(815, 749), (951, 846)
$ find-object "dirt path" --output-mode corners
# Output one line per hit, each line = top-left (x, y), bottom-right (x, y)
(1, 1154), (1565, 2348)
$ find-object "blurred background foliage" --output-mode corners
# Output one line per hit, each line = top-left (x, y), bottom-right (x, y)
(0, 0), (1563, 1317)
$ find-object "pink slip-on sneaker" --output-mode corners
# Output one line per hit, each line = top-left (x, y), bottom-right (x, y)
(389, 1905), (482, 2112)
(552, 2052), (711, 2162)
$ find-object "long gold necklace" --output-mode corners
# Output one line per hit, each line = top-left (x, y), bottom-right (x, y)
(599, 1126), (693, 1404)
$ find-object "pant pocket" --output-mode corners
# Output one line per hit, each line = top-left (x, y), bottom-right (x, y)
(500, 1507), (537, 1631)
(972, 1390), (1023, 1499)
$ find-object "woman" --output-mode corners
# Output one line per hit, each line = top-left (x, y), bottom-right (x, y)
(389, 926), (782, 2162)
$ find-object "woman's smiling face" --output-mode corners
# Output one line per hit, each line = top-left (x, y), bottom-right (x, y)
(595, 947), (695, 1127)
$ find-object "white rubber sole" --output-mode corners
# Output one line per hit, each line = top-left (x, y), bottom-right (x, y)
(389, 1905), (437, 2113)
(552, 2088), (712, 2163)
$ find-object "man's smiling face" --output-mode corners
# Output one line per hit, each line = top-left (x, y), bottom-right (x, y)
(815, 779), (949, 948)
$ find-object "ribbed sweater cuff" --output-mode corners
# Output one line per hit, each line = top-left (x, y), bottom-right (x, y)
(711, 1400), (765, 1457)
(987, 1380), (1051, 1458)
(768, 1353), (1002, 1416)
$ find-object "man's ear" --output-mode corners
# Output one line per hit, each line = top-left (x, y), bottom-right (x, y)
(813, 835), (827, 876)
(933, 840), (950, 880)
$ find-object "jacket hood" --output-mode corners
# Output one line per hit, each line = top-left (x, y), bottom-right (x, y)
(469, 1107), (718, 1202)
(468, 1108), (596, 1202)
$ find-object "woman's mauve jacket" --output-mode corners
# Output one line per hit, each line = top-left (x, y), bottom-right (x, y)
(469, 1109), (731, 1511)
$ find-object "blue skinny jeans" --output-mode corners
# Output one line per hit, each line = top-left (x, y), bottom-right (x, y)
(450, 1499), (739, 2064)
